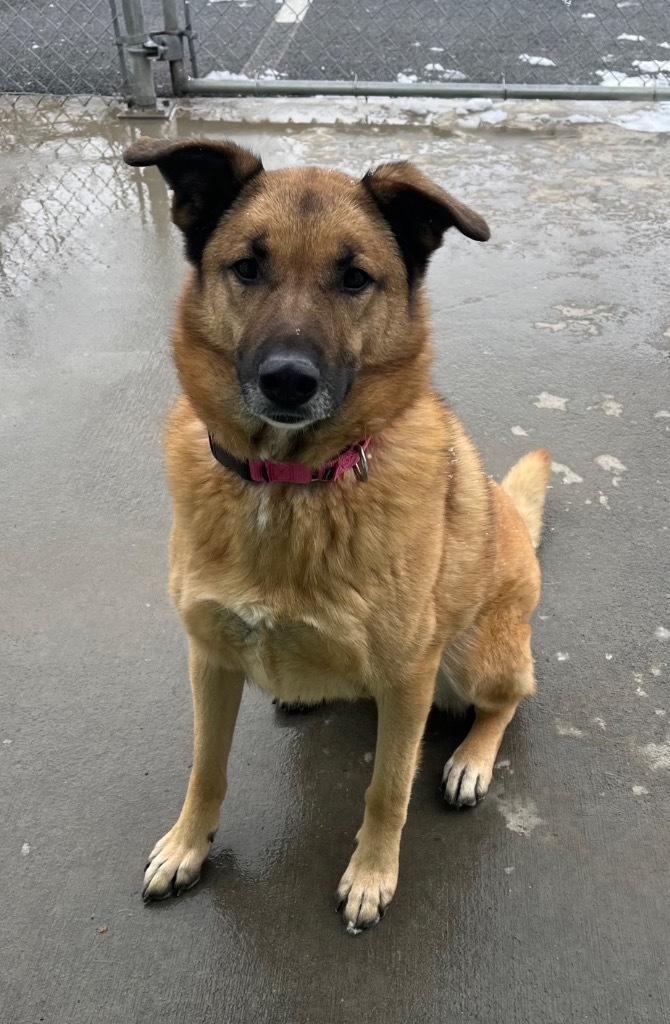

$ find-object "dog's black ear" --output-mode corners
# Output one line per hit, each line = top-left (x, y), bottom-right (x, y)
(362, 162), (489, 285)
(123, 136), (263, 265)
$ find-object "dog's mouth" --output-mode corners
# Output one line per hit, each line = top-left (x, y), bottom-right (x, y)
(258, 409), (316, 429)
(240, 381), (335, 431)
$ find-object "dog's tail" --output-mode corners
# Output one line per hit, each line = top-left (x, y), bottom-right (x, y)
(501, 448), (552, 550)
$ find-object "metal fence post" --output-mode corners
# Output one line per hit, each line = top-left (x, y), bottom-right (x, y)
(161, 0), (187, 95)
(119, 0), (157, 109)
(183, 1), (199, 80)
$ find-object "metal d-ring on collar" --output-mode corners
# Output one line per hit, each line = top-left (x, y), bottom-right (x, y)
(353, 442), (369, 482)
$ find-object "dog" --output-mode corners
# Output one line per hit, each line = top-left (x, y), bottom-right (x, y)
(123, 136), (551, 933)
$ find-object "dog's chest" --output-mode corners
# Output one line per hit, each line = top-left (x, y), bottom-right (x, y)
(183, 591), (370, 703)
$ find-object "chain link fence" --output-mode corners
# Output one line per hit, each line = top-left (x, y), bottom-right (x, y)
(0, 1), (668, 104)
(0, 1), (125, 95)
(0, 98), (137, 295)
(187, 0), (670, 92)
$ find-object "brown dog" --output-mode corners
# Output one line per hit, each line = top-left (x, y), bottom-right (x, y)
(124, 137), (551, 933)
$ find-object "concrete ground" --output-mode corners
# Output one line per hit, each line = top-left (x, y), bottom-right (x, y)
(1, 96), (669, 1023)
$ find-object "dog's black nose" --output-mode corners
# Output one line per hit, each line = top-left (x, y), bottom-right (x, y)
(258, 353), (320, 408)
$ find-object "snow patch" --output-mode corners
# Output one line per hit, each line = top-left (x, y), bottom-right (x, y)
(534, 392), (568, 411)
(589, 394), (623, 417)
(565, 113), (602, 124)
(457, 115), (481, 129)
(511, 425), (528, 437)
(614, 105), (670, 133)
(556, 722), (584, 737)
(407, 66), (467, 82)
(555, 304), (608, 317)
(552, 462), (583, 485)
(519, 54), (556, 68)
(596, 70), (669, 90)
(205, 70), (251, 81)
(633, 60), (670, 73)
(480, 108), (507, 125)
(464, 97), (493, 112)
(204, 68), (284, 82)
(496, 796), (543, 836)
(534, 321), (567, 331)
(595, 454), (627, 474)
(640, 738), (670, 771)
(275, 0), (312, 25)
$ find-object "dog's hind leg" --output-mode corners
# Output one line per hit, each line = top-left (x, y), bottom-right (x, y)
(440, 615), (536, 808)
(441, 698), (521, 807)
(142, 643), (244, 901)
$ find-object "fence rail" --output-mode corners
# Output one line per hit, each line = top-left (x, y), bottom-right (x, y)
(0, 0), (668, 108)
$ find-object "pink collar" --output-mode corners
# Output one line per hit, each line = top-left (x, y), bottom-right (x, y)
(208, 435), (371, 484)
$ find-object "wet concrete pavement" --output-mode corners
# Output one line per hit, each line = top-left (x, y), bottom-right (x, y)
(1, 96), (669, 1023)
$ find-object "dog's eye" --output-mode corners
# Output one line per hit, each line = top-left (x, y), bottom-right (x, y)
(341, 267), (373, 294)
(232, 258), (260, 284)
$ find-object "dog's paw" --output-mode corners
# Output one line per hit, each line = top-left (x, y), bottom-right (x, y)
(441, 752), (492, 808)
(336, 850), (397, 934)
(272, 697), (313, 714)
(142, 823), (215, 902)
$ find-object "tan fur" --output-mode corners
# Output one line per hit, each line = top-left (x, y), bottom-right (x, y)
(501, 448), (552, 549)
(125, 138), (550, 932)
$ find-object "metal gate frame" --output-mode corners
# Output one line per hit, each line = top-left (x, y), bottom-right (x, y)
(115, 0), (670, 114)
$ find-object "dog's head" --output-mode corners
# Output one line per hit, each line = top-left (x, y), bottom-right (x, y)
(124, 137), (489, 455)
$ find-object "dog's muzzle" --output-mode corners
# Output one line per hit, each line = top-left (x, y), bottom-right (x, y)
(238, 337), (355, 428)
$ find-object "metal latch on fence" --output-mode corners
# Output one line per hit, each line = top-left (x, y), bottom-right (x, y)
(113, 0), (190, 114)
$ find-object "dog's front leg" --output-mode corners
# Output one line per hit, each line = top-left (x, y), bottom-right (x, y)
(142, 641), (244, 901)
(337, 647), (440, 932)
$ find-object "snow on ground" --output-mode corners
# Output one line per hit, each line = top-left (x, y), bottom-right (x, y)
(178, 93), (670, 136)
